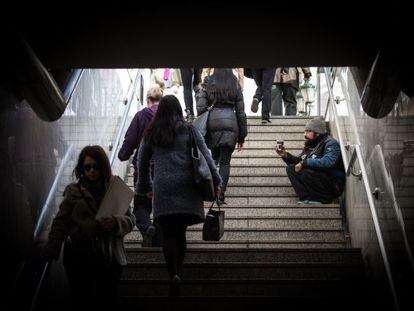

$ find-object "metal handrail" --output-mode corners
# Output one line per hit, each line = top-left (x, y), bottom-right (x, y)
(29, 70), (141, 311)
(109, 70), (141, 166)
(323, 67), (400, 311)
(323, 68), (349, 171)
(361, 50), (381, 104)
(34, 144), (75, 240)
(63, 69), (84, 103)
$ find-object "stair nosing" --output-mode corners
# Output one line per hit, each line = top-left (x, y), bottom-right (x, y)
(125, 262), (363, 268)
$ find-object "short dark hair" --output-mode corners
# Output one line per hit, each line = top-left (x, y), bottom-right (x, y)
(74, 145), (112, 183)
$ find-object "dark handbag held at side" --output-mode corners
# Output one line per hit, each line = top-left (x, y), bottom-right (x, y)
(192, 104), (214, 137)
(202, 200), (225, 241)
(189, 125), (216, 201)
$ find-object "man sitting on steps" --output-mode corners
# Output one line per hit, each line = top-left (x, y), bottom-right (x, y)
(275, 116), (345, 204)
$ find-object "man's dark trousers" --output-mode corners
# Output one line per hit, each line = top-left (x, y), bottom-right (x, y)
(286, 164), (336, 203)
(252, 68), (276, 119)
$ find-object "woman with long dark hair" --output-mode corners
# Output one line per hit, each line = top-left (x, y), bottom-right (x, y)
(43, 145), (135, 309)
(197, 68), (248, 204)
(136, 95), (222, 296)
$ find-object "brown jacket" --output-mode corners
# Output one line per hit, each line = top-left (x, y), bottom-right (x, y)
(47, 178), (135, 266)
(273, 67), (312, 89)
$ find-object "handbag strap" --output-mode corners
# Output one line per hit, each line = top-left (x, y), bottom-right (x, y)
(208, 199), (220, 211)
(188, 124), (198, 157)
(189, 125), (219, 203)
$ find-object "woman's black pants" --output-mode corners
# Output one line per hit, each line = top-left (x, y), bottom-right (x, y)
(157, 215), (188, 279)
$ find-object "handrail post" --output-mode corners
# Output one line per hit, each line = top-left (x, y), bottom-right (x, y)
(323, 67), (349, 171)
(109, 71), (141, 166)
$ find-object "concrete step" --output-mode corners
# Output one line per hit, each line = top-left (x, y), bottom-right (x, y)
(246, 117), (312, 126)
(247, 125), (305, 133)
(246, 132), (305, 140)
(226, 185), (296, 196)
(203, 196), (337, 206)
(119, 279), (362, 297)
(231, 156), (286, 165)
(125, 248), (362, 264)
(125, 228), (345, 242)
(233, 148), (302, 156)
(189, 216), (342, 230)
(125, 240), (347, 249)
(127, 216), (343, 231)
(243, 140), (304, 149)
(231, 157), (288, 166)
(127, 205), (341, 219)
(119, 296), (367, 311)
(230, 165), (288, 176)
(201, 206), (340, 217)
(123, 262), (364, 280)
(228, 176), (291, 184)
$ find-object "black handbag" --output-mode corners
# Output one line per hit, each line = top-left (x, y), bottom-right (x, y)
(192, 104), (214, 137)
(202, 201), (225, 241)
(189, 126), (216, 201)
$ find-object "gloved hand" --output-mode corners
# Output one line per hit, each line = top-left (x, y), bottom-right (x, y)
(42, 239), (62, 262)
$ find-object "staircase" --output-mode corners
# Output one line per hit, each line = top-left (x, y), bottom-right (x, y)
(120, 116), (367, 310)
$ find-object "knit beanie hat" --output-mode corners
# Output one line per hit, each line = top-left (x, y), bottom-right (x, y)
(305, 116), (327, 134)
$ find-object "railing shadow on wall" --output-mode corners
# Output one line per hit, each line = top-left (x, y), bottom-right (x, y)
(323, 66), (414, 311)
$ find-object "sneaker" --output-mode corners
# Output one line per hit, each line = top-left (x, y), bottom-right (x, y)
(297, 200), (309, 204)
(306, 200), (323, 205)
(251, 98), (259, 113)
(142, 224), (156, 247)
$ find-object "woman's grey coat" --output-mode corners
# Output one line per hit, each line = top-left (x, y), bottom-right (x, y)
(136, 122), (222, 224)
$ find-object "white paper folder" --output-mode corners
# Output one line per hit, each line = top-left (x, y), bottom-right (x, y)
(95, 175), (134, 220)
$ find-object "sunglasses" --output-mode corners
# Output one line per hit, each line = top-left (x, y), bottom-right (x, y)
(83, 164), (100, 172)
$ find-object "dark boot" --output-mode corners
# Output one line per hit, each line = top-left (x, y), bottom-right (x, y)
(168, 275), (181, 297)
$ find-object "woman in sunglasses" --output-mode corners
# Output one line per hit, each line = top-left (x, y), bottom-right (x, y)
(43, 145), (135, 309)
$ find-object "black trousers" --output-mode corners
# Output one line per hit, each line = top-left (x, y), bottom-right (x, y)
(212, 146), (234, 197)
(157, 215), (188, 279)
(252, 68), (276, 118)
(286, 164), (337, 203)
(180, 68), (202, 116)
